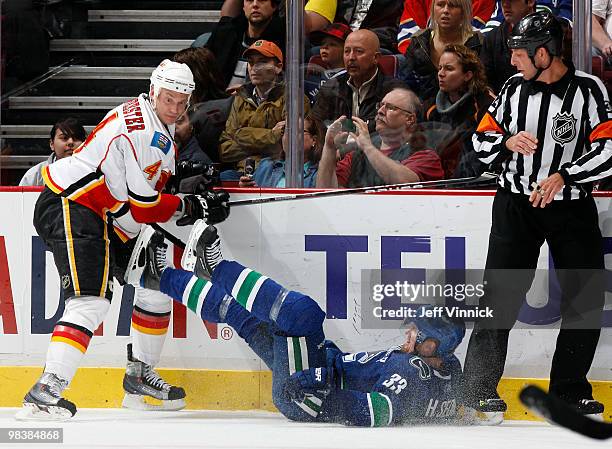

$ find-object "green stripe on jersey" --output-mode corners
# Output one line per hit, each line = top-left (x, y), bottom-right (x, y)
(187, 278), (207, 313)
(235, 270), (263, 308)
(303, 397), (321, 413)
(292, 337), (303, 372)
(369, 392), (392, 427)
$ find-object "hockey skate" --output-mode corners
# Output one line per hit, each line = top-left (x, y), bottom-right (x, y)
(565, 397), (605, 420)
(16, 372), (76, 421)
(461, 398), (507, 425)
(124, 226), (168, 290)
(122, 344), (186, 411)
(183, 223), (223, 280)
(180, 218), (208, 272)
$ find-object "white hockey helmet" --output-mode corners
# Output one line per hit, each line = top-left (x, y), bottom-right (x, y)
(150, 59), (195, 96)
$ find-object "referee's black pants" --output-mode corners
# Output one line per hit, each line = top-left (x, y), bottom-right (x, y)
(462, 188), (605, 403)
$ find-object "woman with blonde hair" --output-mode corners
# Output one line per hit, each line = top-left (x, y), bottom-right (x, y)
(401, 0), (483, 102)
(424, 44), (495, 178)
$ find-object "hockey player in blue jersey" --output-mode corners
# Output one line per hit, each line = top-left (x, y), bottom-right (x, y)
(125, 222), (465, 426)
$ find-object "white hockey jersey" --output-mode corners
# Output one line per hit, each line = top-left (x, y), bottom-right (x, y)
(42, 94), (180, 240)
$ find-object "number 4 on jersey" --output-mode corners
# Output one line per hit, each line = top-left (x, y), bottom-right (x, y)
(144, 160), (162, 180)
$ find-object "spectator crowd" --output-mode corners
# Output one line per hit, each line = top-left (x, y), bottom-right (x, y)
(12, 0), (612, 190)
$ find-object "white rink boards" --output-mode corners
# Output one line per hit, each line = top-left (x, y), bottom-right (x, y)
(0, 188), (609, 380)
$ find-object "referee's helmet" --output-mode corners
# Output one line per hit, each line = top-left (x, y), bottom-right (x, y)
(507, 11), (564, 58)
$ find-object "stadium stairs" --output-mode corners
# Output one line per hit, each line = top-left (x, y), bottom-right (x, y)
(0, 0), (222, 184)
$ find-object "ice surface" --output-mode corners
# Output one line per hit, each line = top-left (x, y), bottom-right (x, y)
(0, 408), (607, 449)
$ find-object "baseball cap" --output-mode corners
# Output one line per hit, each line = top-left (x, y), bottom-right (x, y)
(310, 23), (351, 46)
(243, 40), (283, 63)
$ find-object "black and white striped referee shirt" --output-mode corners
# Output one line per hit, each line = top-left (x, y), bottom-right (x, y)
(473, 64), (612, 200)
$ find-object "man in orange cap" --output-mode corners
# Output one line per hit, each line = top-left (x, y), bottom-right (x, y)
(219, 39), (310, 176)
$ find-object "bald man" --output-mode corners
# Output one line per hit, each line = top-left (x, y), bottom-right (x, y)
(311, 29), (403, 133)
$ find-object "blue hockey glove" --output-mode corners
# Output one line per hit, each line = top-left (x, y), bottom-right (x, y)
(284, 367), (331, 402)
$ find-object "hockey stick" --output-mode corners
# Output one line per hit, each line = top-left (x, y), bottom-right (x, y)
(227, 172), (497, 207)
(151, 223), (186, 250)
(152, 173), (497, 250)
(519, 385), (612, 440)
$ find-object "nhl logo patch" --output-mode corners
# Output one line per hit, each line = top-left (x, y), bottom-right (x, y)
(61, 274), (71, 290)
(551, 112), (577, 145)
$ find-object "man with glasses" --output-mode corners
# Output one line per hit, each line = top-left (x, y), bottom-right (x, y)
(316, 87), (444, 188)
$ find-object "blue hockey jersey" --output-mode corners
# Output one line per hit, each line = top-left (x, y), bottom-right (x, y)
(318, 344), (462, 427)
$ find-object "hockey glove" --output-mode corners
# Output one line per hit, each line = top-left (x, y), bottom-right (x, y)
(172, 161), (220, 194)
(284, 367), (331, 402)
(176, 190), (230, 226)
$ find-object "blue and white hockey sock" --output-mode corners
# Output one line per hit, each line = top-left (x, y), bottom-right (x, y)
(211, 261), (325, 337)
(158, 267), (263, 343)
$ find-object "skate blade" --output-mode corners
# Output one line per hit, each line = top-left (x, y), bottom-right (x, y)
(181, 219), (207, 271)
(586, 413), (604, 422)
(122, 393), (186, 411)
(124, 225), (156, 285)
(460, 406), (504, 426)
(15, 402), (74, 421)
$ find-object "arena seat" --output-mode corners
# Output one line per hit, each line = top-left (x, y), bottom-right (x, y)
(592, 55), (612, 95)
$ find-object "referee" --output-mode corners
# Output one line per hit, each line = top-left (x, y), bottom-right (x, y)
(464, 11), (609, 424)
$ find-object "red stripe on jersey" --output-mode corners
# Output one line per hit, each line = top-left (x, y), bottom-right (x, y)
(590, 120), (612, 142)
(75, 112), (119, 155)
(41, 166), (64, 194)
(132, 310), (171, 330)
(155, 170), (172, 191)
(101, 133), (137, 167)
(52, 325), (92, 349)
(72, 181), (124, 219)
(131, 193), (180, 223)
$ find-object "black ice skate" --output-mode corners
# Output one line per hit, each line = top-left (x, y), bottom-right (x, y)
(566, 397), (605, 417)
(122, 344), (186, 411)
(194, 224), (223, 280)
(462, 397), (507, 426)
(16, 372), (77, 421)
(125, 227), (168, 291)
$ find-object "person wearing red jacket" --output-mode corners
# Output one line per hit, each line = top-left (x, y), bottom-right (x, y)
(398, 0), (496, 54)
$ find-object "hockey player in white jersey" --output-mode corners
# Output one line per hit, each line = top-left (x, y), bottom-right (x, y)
(17, 59), (230, 421)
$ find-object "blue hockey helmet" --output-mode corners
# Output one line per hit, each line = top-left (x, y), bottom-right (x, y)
(406, 306), (466, 356)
